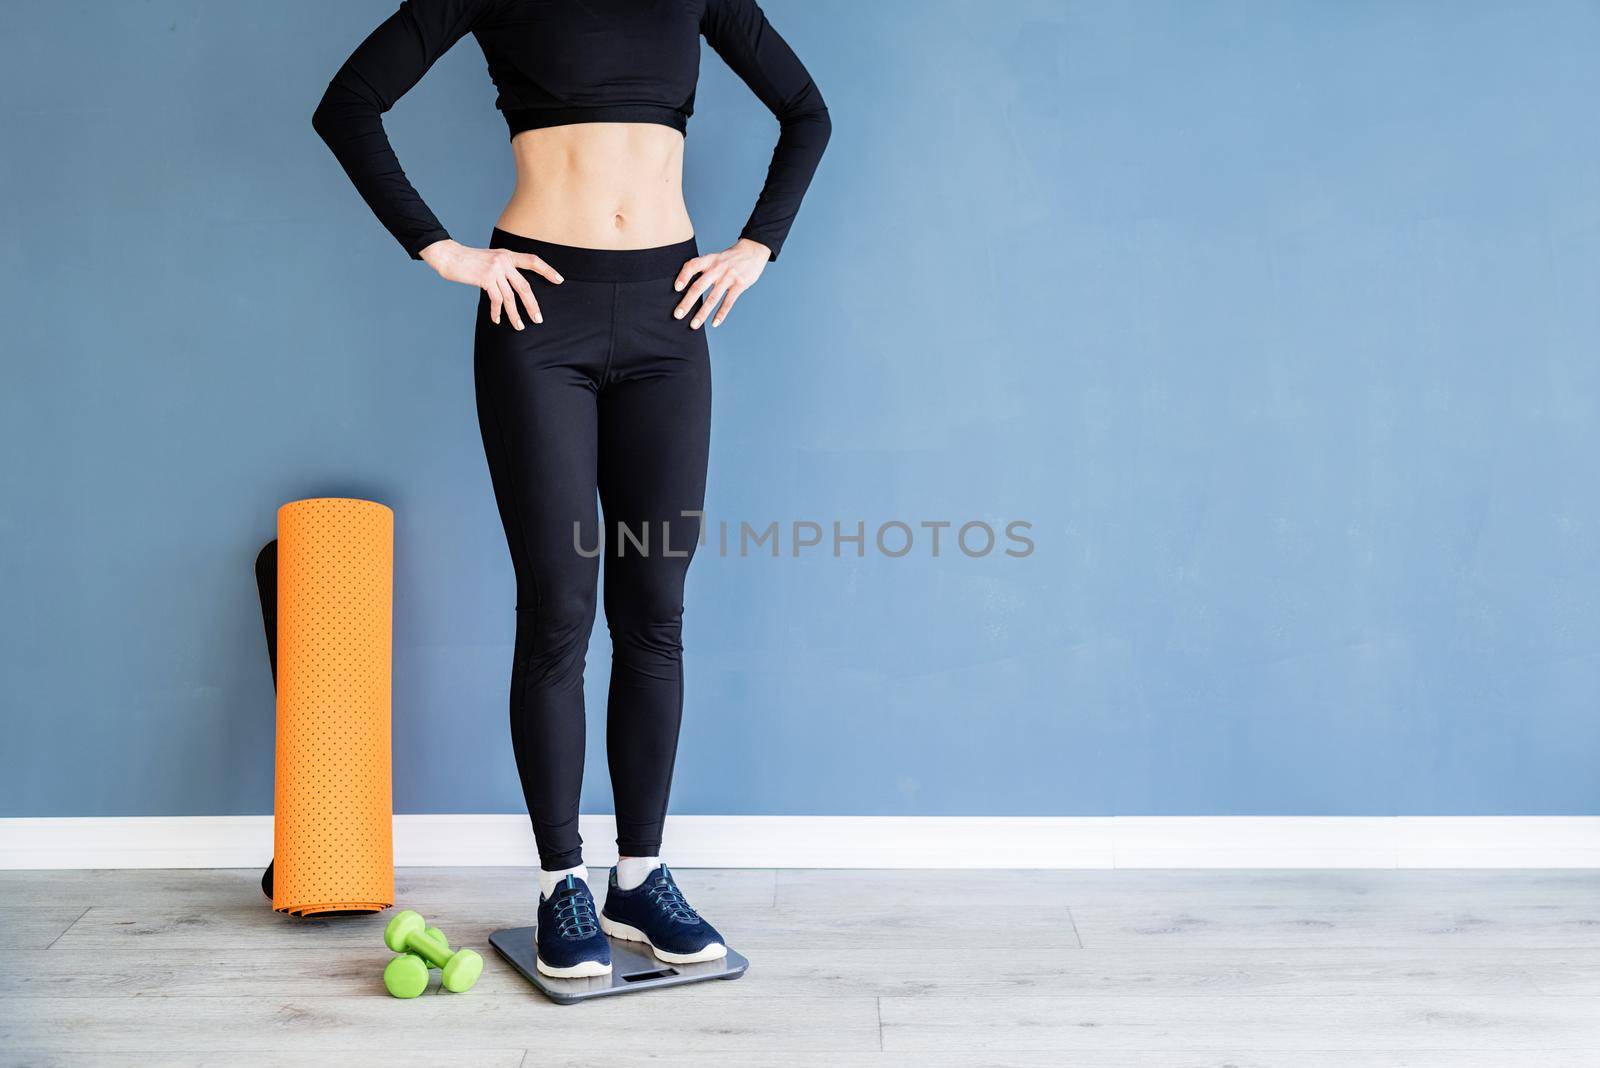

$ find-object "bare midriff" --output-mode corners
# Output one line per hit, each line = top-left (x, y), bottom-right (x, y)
(496, 123), (696, 250)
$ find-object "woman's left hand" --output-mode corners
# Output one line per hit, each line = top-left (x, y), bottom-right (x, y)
(673, 238), (770, 329)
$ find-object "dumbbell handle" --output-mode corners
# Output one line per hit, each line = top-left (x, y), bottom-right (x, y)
(402, 926), (450, 965)
(402, 928), (454, 970)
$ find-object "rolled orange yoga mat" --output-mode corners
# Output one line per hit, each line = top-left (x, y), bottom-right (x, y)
(273, 498), (395, 916)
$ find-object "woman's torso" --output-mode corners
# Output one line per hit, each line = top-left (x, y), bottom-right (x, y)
(482, 0), (701, 249)
(497, 122), (694, 250)
(312, 0), (827, 261)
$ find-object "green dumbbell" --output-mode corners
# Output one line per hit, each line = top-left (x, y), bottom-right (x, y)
(383, 912), (483, 997)
(384, 953), (430, 999)
(382, 926), (451, 999)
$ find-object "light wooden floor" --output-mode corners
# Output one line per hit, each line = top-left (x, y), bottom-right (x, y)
(3, 868), (1600, 1066)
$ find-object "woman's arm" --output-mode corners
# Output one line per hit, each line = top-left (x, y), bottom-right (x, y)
(312, 0), (483, 258)
(700, 0), (832, 262)
(675, 0), (831, 328)
(312, 0), (558, 328)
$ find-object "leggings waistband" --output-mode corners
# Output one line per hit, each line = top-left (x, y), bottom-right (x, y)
(490, 228), (697, 283)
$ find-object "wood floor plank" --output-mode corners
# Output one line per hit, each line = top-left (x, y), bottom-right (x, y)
(1, 907), (89, 950)
(1059, 871), (1600, 950)
(781, 869), (1600, 948)
(780, 868), (1600, 906)
(720, 945), (1548, 998)
(1071, 903), (1600, 949)
(0, 866), (774, 908)
(0, 995), (881, 1053)
(775, 868), (1600, 952)
(2, 945), (1550, 999)
(6, 947), (459, 998)
(0, 1053), (528, 1068)
(538, 1056), (1600, 1068)
(10, 1054), (1600, 1068)
(770, 870), (1074, 941)
(50, 897), (773, 952)
(47, 904), (524, 950)
(775, 867), (1094, 905)
(49, 899), (1043, 954)
(880, 994), (1600, 1052)
(0, 869), (259, 907)
(1520, 951), (1600, 994)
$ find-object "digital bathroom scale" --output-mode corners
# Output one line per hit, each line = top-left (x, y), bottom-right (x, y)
(489, 926), (748, 1004)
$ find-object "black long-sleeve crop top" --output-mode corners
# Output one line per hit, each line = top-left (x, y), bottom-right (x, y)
(312, 0), (831, 261)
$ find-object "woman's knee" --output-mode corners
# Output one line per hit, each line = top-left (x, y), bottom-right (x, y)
(604, 565), (686, 632)
(516, 581), (598, 672)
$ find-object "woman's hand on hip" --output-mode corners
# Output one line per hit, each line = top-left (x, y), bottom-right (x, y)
(419, 239), (562, 330)
(674, 238), (770, 329)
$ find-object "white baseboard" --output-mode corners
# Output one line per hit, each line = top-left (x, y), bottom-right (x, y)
(2, 815), (1597, 870)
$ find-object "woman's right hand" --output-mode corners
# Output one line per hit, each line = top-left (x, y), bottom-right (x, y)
(419, 239), (563, 330)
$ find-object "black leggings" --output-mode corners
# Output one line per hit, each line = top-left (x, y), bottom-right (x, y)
(474, 230), (710, 871)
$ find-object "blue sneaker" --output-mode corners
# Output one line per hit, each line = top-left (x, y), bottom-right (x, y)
(600, 864), (727, 964)
(536, 873), (612, 978)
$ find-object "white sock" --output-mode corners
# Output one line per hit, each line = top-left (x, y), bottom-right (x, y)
(615, 856), (660, 891)
(538, 864), (588, 899)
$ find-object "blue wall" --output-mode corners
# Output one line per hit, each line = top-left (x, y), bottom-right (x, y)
(4, 0), (1598, 819)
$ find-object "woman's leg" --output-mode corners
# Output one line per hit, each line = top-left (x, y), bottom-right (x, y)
(598, 276), (713, 860)
(593, 305), (729, 966)
(474, 275), (611, 872)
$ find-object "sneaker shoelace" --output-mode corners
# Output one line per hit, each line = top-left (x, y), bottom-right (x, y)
(553, 878), (599, 939)
(647, 868), (701, 923)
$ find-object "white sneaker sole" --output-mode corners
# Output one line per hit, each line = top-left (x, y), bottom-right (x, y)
(535, 955), (612, 979)
(599, 913), (728, 964)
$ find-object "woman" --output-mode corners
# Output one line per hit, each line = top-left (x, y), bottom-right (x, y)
(313, 0), (828, 978)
